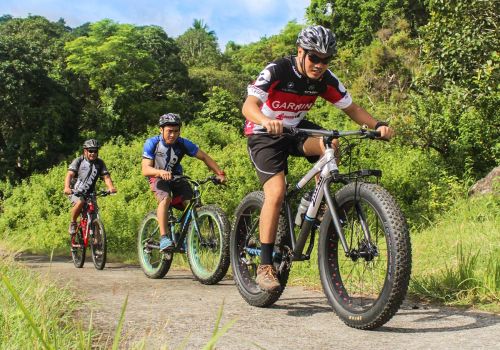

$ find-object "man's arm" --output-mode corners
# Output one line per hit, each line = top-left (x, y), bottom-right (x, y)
(242, 95), (283, 135)
(342, 102), (394, 140)
(141, 158), (173, 181)
(64, 171), (75, 195)
(195, 150), (226, 182)
(103, 174), (117, 193)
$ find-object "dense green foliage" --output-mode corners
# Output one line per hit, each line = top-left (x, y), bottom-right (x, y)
(0, 16), (78, 180)
(0, 0), (498, 309)
(305, 0), (428, 49)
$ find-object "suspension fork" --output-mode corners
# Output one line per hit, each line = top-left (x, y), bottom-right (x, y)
(322, 181), (373, 256)
(322, 182), (350, 255)
(182, 206), (197, 241)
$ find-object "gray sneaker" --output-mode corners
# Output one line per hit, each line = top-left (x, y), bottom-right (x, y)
(68, 222), (78, 236)
(256, 264), (280, 292)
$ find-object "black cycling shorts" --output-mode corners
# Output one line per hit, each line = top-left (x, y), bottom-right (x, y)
(247, 119), (323, 185)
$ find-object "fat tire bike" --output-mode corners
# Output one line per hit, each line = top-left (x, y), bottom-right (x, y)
(71, 190), (111, 270)
(138, 175), (231, 285)
(230, 127), (412, 329)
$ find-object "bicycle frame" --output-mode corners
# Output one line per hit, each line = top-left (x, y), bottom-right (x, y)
(78, 196), (99, 248)
(147, 176), (217, 252)
(279, 128), (381, 261)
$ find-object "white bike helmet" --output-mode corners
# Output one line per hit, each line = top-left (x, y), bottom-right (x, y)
(297, 25), (337, 56)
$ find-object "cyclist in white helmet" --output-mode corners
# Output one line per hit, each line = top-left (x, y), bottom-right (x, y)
(64, 139), (117, 236)
(242, 25), (394, 292)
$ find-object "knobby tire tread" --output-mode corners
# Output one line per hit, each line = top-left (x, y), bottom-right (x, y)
(230, 191), (290, 307)
(137, 211), (172, 279)
(187, 204), (231, 285)
(319, 182), (411, 329)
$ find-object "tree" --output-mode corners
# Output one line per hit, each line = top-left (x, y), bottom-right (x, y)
(227, 21), (302, 77)
(195, 86), (242, 129)
(0, 16), (77, 182)
(305, 0), (428, 49)
(65, 20), (192, 136)
(176, 19), (222, 68)
(400, 0), (500, 179)
(417, 0), (499, 92)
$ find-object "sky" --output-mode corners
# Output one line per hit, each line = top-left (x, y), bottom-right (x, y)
(0, 0), (310, 49)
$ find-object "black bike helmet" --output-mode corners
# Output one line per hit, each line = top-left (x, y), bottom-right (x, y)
(82, 139), (100, 149)
(159, 113), (182, 127)
(297, 25), (337, 56)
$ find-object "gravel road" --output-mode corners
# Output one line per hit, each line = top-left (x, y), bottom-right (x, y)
(19, 254), (500, 350)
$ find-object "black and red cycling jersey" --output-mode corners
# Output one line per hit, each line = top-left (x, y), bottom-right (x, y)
(244, 55), (352, 135)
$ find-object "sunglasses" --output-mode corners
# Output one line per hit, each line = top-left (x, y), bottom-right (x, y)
(307, 52), (333, 65)
(87, 149), (98, 154)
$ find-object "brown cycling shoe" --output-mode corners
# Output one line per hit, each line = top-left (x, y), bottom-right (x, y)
(256, 264), (281, 292)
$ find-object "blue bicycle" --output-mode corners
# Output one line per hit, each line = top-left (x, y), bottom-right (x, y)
(138, 175), (230, 284)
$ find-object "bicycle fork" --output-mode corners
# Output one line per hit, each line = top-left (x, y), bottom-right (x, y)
(290, 148), (376, 261)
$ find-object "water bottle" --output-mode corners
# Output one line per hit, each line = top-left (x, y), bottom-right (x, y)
(295, 191), (312, 227)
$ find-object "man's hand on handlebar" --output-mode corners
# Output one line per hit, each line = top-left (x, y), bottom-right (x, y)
(157, 169), (173, 180)
(261, 119), (284, 135)
(375, 125), (394, 140)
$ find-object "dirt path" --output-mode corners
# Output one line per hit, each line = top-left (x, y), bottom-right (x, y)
(18, 254), (500, 349)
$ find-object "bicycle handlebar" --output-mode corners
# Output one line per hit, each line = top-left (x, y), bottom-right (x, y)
(288, 126), (381, 139)
(71, 190), (114, 198)
(172, 175), (225, 186)
(257, 126), (382, 139)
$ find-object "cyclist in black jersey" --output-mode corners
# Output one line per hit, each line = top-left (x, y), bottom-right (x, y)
(64, 139), (117, 236)
(242, 25), (395, 292)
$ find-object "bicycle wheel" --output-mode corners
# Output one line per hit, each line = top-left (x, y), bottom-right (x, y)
(186, 205), (230, 285)
(318, 182), (412, 329)
(71, 226), (86, 268)
(230, 191), (290, 307)
(137, 211), (172, 279)
(90, 218), (107, 270)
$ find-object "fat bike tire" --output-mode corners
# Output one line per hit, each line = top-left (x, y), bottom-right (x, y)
(318, 182), (411, 329)
(230, 191), (290, 307)
(137, 211), (172, 279)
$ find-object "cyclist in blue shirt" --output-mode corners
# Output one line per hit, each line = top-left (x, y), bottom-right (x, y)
(142, 113), (226, 251)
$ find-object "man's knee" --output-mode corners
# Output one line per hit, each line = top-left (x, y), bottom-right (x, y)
(263, 178), (286, 205)
(158, 196), (172, 207)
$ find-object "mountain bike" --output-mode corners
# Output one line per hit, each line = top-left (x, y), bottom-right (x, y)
(230, 126), (412, 329)
(137, 175), (231, 285)
(71, 190), (112, 270)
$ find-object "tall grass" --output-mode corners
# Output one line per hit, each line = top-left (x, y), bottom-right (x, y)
(410, 194), (500, 311)
(1, 254), (235, 349)
(0, 254), (93, 348)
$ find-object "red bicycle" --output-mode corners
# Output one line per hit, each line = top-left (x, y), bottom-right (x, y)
(71, 190), (111, 269)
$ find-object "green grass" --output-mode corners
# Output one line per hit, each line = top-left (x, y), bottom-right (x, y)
(410, 193), (499, 311)
(0, 254), (94, 349)
(0, 253), (234, 349)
